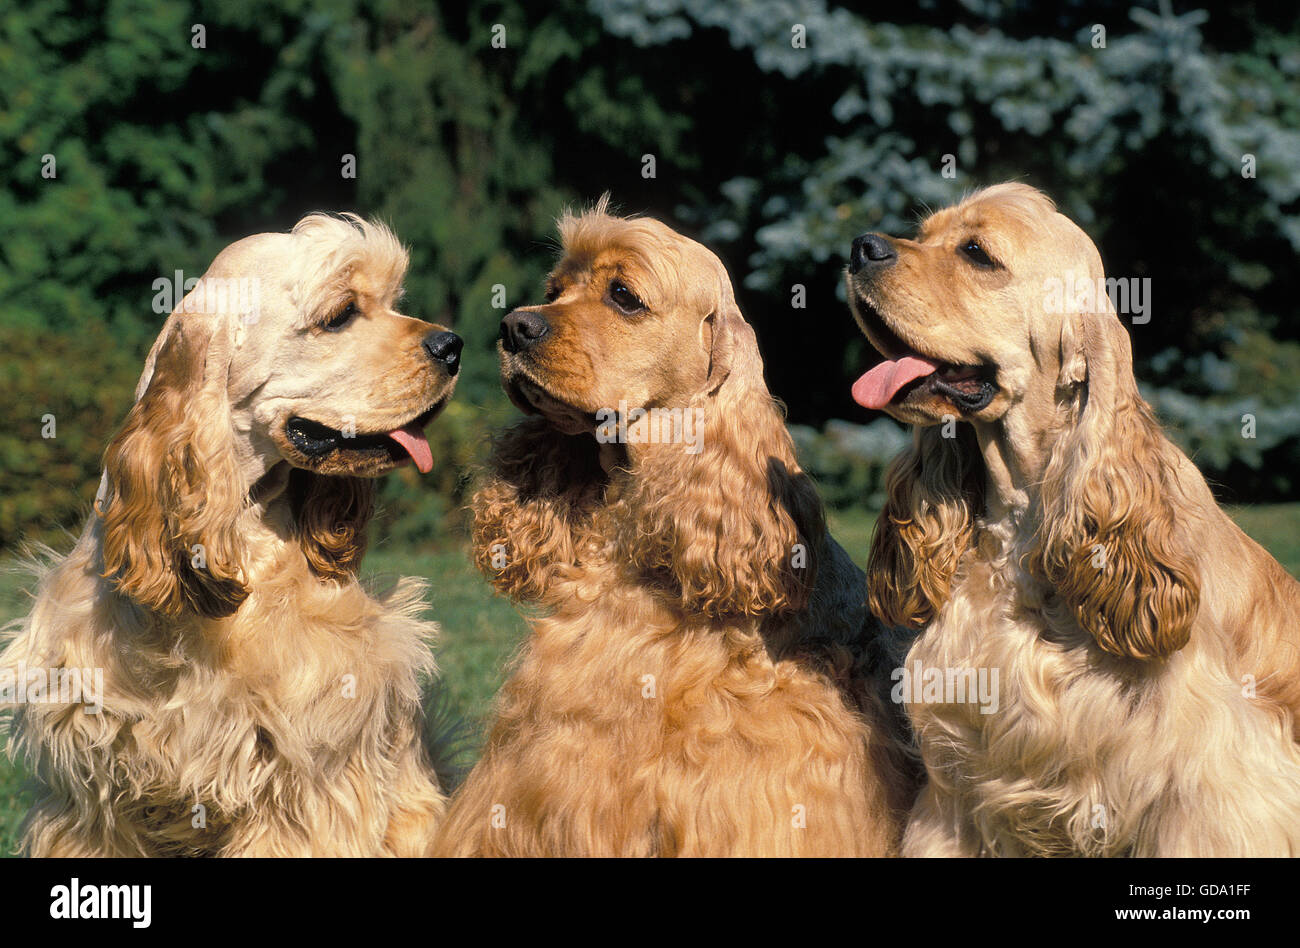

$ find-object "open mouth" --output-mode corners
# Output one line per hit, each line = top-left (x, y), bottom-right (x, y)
(285, 400), (446, 474)
(850, 295), (997, 414)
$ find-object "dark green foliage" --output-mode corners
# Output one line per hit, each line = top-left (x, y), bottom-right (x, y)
(0, 324), (139, 548)
(790, 420), (909, 510)
(593, 0), (1300, 502)
(1, 0), (1297, 552)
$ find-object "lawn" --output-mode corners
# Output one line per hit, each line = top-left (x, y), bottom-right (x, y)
(1, 502), (1297, 854)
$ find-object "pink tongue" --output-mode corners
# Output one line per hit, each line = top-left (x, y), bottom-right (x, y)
(852, 356), (939, 410)
(388, 425), (433, 474)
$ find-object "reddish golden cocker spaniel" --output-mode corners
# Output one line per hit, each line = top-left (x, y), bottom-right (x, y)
(434, 201), (912, 856)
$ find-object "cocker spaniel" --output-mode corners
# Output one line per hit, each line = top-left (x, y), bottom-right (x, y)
(2, 214), (461, 856)
(433, 200), (912, 857)
(847, 182), (1300, 856)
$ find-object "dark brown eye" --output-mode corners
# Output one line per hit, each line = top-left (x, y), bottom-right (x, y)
(609, 280), (645, 314)
(544, 282), (561, 303)
(324, 301), (358, 332)
(959, 239), (997, 269)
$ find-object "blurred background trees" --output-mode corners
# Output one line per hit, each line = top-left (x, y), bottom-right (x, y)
(3, 0), (1297, 550)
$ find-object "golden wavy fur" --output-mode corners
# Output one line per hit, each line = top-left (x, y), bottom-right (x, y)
(2, 214), (459, 856)
(847, 183), (1300, 855)
(434, 202), (913, 856)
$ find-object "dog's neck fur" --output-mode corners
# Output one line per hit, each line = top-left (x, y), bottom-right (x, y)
(973, 422), (1035, 525)
(970, 363), (1078, 529)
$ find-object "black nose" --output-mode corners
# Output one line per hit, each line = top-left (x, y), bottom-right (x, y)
(849, 233), (897, 274)
(501, 309), (549, 353)
(422, 330), (463, 375)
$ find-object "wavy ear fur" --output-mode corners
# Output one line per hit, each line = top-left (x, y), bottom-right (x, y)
(471, 416), (607, 602)
(288, 469), (375, 582)
(868, 423), (983, 628)
(617, 290), (825, 618)
(1034, 309), (1200, 659)
(99, 315), (247, 618)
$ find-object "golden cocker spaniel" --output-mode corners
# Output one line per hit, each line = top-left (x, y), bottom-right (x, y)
(847, 183), (1300, 856)
(433, 200), (912, 857)
(2, 214), (460, 856)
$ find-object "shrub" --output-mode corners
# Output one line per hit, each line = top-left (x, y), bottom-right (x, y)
(0, 324), (140, 549)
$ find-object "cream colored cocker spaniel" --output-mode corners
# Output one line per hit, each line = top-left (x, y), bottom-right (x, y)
(2, 214), (461, 856)
(847, 183), (1300, 856)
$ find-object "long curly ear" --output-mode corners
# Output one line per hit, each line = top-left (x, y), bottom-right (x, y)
(471, 416), (605, 602)
(868, 424), (982, 628)
(1034, 309), (1200, 659)
(621, 288), (825, 617)
(99, 315), (247, 618)
(288, 469), (375, 582)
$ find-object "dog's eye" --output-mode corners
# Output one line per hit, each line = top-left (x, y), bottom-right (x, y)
(544, 283), (561, 303)
(324, 301), (358, 332)
(609, 281), (645, 314)
(959, 239), (997, 269)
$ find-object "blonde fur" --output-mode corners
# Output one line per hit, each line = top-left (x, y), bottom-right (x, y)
(434, 207), (913, 856)
(849, 183), (1300, 856)
(2, 214), (456, 856)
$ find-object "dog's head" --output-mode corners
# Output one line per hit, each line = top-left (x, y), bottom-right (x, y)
(849, 185), (1200, 659)
(482, 199), (824, 618)
(845, 182), (1101, 427)
(496, 197), (735, 436)
(217, 214), (461, 478)
(98, 214), (461, 617)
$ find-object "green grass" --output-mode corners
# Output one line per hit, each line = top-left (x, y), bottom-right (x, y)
(0, 742), (26, 856)
(1231, 504), (1300, 578)
(0, 556), (37, 857)
(1, 502), (1297, 853)
(362, 543), (529, 743)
